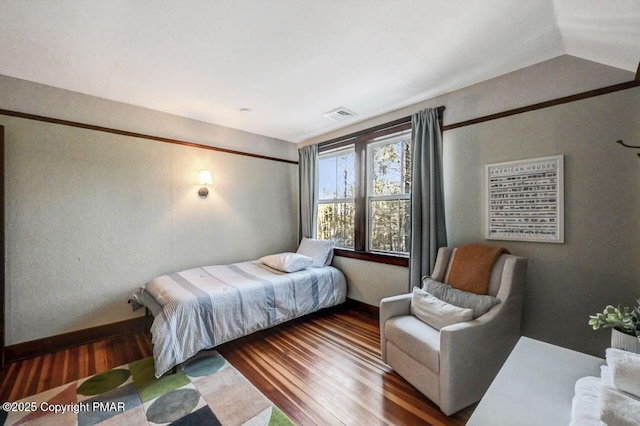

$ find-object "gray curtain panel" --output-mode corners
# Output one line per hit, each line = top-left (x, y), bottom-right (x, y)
(409, 108), (447, 289)
(298, 144), (318, 241)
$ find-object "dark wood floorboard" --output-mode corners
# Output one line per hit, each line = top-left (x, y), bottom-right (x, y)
(1, 307), (474, 425)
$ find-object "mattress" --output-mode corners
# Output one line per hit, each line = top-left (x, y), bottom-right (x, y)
(129, 260), (347, 377)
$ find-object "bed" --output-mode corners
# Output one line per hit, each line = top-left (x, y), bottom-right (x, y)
(129, 239), (347, 377)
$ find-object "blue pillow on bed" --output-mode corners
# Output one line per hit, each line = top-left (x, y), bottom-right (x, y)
(296, 238), (334, 267)
(259, 252), (314, 272)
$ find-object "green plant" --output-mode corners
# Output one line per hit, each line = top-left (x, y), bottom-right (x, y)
(589, 299), (640, 342)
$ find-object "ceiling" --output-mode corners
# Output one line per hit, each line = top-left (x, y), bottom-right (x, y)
(1, 0), (638, 143)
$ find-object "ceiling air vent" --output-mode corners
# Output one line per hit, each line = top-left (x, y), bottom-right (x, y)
(323, 107), (357, 121)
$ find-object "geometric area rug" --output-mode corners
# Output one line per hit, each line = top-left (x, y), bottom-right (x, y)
(2, 350), (295, 425)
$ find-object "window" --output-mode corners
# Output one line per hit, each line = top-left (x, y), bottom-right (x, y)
(317, 147), (356, 248)
(316, 121), (412, 261)
(367, 132), (411, 254)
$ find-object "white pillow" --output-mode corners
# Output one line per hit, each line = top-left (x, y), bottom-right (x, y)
(296, 238), (335, 267)
(422, 277), (500, 318)
(410, 287), (474, 330)
(259, 252), (313, 272)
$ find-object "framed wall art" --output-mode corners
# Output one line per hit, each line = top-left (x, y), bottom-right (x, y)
(485, 155), (564, 243)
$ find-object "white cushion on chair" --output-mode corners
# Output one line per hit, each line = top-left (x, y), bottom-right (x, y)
(422, 278), (500, 318)
(385, 315), (441, 373)
(411, 287), (474, 329)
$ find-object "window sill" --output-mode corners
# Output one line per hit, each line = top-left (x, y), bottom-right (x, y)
(333, 248), (409, 267)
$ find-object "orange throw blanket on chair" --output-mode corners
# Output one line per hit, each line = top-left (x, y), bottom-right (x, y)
(446, 244), (509, 295)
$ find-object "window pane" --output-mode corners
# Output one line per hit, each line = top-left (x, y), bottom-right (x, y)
(369, 199), (410, 253)
(371, 137), (411, 196)
(319, 150), (355, 200)
(317, 202), (355, 249)
(336, 152), (355, 199)
(318, 156), (337, 199)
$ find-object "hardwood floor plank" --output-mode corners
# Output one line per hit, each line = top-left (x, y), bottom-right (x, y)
(23, 355), (42, 399)
(1, 307), (474, 425)
(0, 362), (17, 399)
(50, 350), (66, 390)
(2, 363), (19, 402)
(92, 340), (108, 374)
(7, 357), (30, 402)
(35, 353), (54, 394)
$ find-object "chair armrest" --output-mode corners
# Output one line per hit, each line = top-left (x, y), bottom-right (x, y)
(379, 293), (412, 363)
(438, 292), (524, 414)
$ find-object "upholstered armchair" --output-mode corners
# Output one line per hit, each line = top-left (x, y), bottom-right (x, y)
(380, 246), (527, 415)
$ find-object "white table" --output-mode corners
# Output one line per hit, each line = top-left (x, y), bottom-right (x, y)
(467, 337), (604, 426)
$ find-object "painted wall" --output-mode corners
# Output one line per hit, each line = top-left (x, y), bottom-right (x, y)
(1, 77), (298, 345)
(444, 87), (640, 357)
(303, 55), (633, 146)
(309, 56), (638, 356)
(0, 75), (298, 163)
(332, 257), (409, 306)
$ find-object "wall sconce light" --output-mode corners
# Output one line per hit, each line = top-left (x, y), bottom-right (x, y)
(198, 170), (212, 198)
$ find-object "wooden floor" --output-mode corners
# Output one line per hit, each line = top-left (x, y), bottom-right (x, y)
(0, 332), (153, 403)
(0, 307), (474, 425)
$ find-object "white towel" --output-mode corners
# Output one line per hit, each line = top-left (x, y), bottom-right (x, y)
(575, 376), (602, 398)
(571, 393), (603, 426)
(600, 385), (640, 426)
(606, 347), (640, 398)
(571, 377), (604, 426)
(601, 365), (613, 388)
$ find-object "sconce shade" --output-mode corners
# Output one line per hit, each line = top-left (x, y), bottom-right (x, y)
(199, 170), (212, 186)
(198, 170), (212, 199)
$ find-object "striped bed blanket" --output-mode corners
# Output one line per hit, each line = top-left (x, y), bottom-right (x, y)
(129, 260), (347, 377)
